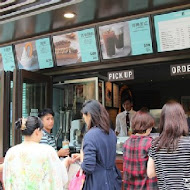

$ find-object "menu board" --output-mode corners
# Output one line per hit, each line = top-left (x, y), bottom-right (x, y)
(154, 9), (190, 52)
(53, 28), (99, 66)
(0, 46), (15, 72)
(15, 37), (54, 71)
(99, 17), (153, 60)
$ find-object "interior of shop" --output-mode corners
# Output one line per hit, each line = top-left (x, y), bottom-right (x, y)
(52, 61), (190, 151)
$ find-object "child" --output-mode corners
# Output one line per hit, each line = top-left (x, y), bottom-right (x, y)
(123, 110), (158, 190)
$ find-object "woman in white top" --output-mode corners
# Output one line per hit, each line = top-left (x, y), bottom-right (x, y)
(3, 116), (71, 190)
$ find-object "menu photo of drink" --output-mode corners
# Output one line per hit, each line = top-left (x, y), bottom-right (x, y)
(154, 9), (190, 52)
(0, 46), (15, 72)
(53, 28), (99, 66)
(15, 37), (54, 71)
(99, 17), (153, 60)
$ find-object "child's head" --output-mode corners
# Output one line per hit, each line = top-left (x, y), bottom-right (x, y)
(131, 110), (155, 135)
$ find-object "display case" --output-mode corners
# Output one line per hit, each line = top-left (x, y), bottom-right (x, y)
(53, 77), (104, 150)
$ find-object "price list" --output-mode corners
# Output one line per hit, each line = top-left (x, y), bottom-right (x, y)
(36, 38), (54, 69)
(154, 9), (190, 52)
(0, 46), (15, 72)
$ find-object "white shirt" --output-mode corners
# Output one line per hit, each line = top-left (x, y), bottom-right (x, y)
(3, 142), (68, 190)
(115, 109), (136, 136)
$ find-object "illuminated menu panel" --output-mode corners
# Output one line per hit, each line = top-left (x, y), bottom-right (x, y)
(154, 9), (190, 52)
(0, 46), (15, 72)
(99, 17), (153, 60)
(15, 37), (53, 71)
(53, 28), (99, 66)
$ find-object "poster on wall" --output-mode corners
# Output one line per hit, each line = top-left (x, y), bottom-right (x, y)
(113, 84), (119, 108)
(15, 37), (54, 71)
(154, 9), (190, 52)
(105, 82), (112, 107)
(0, 46), (15, 72)
(99, 17), (153, 60)
(53, 28), (99, 66)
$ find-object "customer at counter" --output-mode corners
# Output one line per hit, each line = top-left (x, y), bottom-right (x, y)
(123, 110), (158, 189)
(147, 102), (190, 189)
(115, 97), (136, 136)
(38, 108), (69, 157)
(73, 100), (122, 190)
(3, 116), (71, 189)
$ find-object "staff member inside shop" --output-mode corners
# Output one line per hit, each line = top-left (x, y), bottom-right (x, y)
(38, 108), (69, 157)
(115, 96), (136, 136)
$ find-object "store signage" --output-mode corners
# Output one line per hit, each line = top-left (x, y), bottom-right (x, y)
(0, 46), (15, 72)
(154, 9), (190, 52)
(108, 70), (134, 81)
(15, 37), (54, 71)
(170, 64), (190, 76)
(99, 17), (153, 60)
(53, 28), (99, 66)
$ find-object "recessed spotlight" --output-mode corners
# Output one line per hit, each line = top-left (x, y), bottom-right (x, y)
(63, 12), (76, 18)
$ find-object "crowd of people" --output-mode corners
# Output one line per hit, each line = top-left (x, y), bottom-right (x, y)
(0, 99), (190, 190)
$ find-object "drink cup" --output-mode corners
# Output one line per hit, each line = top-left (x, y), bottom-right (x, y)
(115, 26), (124, 49)
(62, 140), (69, 149)
(102, 30), (116, 57)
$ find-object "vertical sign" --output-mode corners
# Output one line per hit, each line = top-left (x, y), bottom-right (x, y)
(78, 28), (99, 62)
(129, 17), (153, 55)
(36, 38), (54, 69)
(0, 46), (15, 72)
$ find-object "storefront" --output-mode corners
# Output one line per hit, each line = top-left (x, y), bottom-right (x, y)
(0, 0), (190, 158)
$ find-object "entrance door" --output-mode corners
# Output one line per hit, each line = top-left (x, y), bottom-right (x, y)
(12, 69), (52, 145)
(0, 71), (13, 156)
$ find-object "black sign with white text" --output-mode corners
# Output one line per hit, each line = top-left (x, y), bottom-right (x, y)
(108, 70), (134, 82)
(170, 64), (190, 76)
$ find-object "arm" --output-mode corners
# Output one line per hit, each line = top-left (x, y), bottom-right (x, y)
(57, 148), (70, 157)
(115, 115), (120, 136)
(81, 134), (96, 174)
(0, 164), (3, 172)
(147, 157), (156, 178)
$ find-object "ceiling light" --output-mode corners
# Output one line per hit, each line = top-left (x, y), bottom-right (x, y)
(63, 12), (76, 18)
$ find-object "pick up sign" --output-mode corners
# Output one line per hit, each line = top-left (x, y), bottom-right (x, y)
(108, 70), (134, 82)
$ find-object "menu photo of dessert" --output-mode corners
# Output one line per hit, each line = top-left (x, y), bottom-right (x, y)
(99, 21), (132, 60)
(53, 32), (81, 66)
(15, 41), (39, 71)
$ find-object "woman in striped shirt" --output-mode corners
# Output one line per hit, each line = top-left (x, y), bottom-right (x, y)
(147, 101), (190, 190)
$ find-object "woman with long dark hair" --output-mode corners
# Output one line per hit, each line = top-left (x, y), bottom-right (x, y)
(147, 102), (190, 189)
(73, 100), (121, 190)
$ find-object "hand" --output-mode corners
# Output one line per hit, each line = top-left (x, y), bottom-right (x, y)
(71, 153), (81, 162)
(64, 157), (74, 168)
(58, 148), (70, 157)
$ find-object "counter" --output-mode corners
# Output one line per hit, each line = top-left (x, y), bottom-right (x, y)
(115, 155), (124, 190)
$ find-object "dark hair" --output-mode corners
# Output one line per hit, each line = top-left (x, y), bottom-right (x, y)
(122, 96), (132, 105)
(38, 108), (54, 118)
(155, 102), (189, 152)
(81, 100), (110, 134)
(131, 110), (155, 134)
(15, 116), (43, 136)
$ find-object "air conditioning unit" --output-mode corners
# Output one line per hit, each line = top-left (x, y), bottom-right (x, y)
(0, 0), (83, 23)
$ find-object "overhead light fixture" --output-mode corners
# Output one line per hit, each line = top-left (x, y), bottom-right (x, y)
(63, 12), (76, 18)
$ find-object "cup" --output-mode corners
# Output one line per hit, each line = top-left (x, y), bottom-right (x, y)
(102, 30), (116, 57)
(115, 26), (124, 49)
(62, 140), (69, 149)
